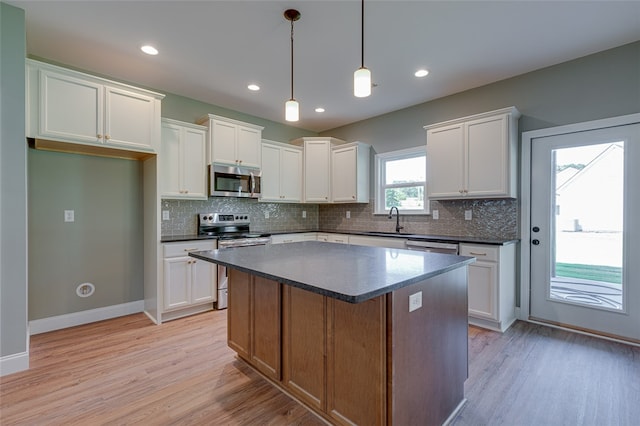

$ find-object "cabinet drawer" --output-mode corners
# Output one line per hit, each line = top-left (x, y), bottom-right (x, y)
(459, 244), (499, 262)
(164, 240), (216, 257)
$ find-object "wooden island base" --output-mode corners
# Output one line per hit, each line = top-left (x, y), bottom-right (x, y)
(226, 267), (468, 426)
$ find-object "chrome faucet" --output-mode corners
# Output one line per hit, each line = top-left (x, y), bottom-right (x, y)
(388, 206), (403, 233)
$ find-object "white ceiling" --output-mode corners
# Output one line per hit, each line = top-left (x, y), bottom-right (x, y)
(7, 1), (640, 132)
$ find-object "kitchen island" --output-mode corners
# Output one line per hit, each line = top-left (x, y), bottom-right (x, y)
(190, 241), (474, 425)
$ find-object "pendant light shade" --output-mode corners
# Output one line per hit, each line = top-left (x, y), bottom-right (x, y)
(284, 9), (300, 122)
(354, 0), (371, 98)
(285, 99), (299, 122)
(354, 67), (371, 98)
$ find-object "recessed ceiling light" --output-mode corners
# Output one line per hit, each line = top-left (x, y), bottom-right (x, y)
(247, 84), (260, 91)
(140, 45), (158, 55)
(415, 69), (429, 78)
(315, 107), (325, 113)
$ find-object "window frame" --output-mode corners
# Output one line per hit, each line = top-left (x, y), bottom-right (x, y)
(374, 146), (430, 215)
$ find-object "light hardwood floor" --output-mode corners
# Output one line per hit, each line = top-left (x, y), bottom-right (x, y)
(1, 311), (638, 425)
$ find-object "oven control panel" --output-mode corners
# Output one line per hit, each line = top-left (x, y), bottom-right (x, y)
(199, 213), (250, 225)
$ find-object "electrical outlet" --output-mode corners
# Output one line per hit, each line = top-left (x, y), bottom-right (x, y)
(264, 211), (270, 219)
(432, 210), (439, 220)
(302, 210), (307, 218)
(346, 211), (351, 219)
(409, 291), (422, 312)
(64, 210), (75, 222)
(465, 210), (473, 221)
(162, 210), (170, 220)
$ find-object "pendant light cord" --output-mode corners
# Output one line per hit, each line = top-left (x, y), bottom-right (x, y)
(360, 0), (364, 68)
(290, 18), (294, 100)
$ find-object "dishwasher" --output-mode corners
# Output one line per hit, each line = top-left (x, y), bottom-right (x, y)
(405, 239), (459, 254)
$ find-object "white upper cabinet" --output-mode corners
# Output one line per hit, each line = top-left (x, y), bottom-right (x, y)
(261, 140), (303, 202)
(425, 107), (520, 199)
(197, 114), (263, 169)
(27, 59), (164, 153)
(331, 142), (370, 203)
(303, 139), (332, 203)
(160, 118), (207, 200)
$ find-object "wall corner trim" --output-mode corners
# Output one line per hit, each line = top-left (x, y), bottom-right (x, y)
(29, 300), (145, 335)
(0, 351), (29, 377)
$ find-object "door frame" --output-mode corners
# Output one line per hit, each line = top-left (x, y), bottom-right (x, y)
(520, 113), (640, 323)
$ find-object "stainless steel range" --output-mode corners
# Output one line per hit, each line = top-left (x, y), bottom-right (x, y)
(198, 213), (271, 309)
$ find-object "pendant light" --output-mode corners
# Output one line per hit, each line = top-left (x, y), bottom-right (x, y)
(354, 0), (371, 98)
(284, 9), (300, 122)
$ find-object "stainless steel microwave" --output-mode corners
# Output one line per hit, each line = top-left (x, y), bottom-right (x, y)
(209, 164), (261, 198)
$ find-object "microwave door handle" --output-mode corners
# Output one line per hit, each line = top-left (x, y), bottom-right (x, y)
(250, 172), (255, 197)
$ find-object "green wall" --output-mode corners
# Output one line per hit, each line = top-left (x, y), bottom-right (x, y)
(0, 2), (28, 363)
(28, 150), (144, 320)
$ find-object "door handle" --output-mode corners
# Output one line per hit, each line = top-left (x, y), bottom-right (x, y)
(532, 239), (540, 245)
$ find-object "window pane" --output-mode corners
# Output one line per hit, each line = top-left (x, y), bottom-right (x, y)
(551, 142), (624, 310)
(385, 157), (425, 184)
(385, 186), (424, 210)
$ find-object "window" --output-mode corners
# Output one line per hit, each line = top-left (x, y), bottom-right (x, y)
(374, 146), (429, 215)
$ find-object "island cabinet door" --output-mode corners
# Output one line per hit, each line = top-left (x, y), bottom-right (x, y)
(227, 269), (251, 360)
(282, 286), (327, 412)
(326, 296), (387, 426)
(251, 276), (282, 381)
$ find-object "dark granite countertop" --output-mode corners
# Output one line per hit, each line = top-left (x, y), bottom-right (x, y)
(269, 230), (518, 245)
(161, 234), (219, 243)
(162, 230), (518, 245)
(189, 241), (475, 303)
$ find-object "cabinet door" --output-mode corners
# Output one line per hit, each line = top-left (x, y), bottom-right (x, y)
(466, 115), (509, 197)
(160, 122), (183, 198)
(236, 126), (261, 168)
(40, 69), (103, 144)
(190, 257), (215, 304)
(304, 140), (331, 203)
(227, 268), (251, 360)
(283, 286), (326, 411)
(163, 257), (191, 310)
(426, 124), (464, 199)
(252, 276), (282, 380)
(280, 147), (302, 202)
(211, 120), (238, 166)
(327, 296), (386, 426)
(181, 127), (207, 199)
(467, 260), (498, 320)
(331, 146), (357, 202)
(104, 86), (155, 151)
(260, 143), (281, 201)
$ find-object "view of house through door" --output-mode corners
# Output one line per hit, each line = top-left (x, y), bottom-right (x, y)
(530, 123), (640, 342)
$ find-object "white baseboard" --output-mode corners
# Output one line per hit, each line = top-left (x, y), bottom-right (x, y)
(0, 351), (29, 377)
(29, 300), (144, 335)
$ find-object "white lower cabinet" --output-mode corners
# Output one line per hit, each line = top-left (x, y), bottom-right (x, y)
(271, 233), (317, 244)
(316, 233), (348, 244)
(460, 243), (516, 332)
(348, 235), (407, 249)
(162, 241), (217, 319)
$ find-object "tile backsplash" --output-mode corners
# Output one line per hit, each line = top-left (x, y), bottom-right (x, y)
(161, 198), (319, 236)
(319, 199), (518, 240)
(162, 197), (517, 240)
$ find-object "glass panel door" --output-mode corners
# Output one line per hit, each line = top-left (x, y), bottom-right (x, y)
(530, 123), (640, 342)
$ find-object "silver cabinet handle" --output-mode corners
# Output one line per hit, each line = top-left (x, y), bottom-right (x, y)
(469, 252), (487, 256)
